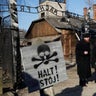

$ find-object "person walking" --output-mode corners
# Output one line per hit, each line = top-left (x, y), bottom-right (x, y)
(75, 33), (91, 87)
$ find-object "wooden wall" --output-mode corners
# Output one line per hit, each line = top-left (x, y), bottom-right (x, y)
(62, 30), (77, 62)
(26, 20), (77, 63)
(26, 20), (59, 39)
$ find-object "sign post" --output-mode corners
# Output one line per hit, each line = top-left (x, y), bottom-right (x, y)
(21, 41), (68, 95)
(40, 86), (55, 96)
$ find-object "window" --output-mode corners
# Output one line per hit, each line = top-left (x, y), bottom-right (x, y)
(41, 13), (45, 18)
(27, 42), (32, 46)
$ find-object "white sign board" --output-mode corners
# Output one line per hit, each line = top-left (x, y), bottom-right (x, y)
(21, 41), (68, 92)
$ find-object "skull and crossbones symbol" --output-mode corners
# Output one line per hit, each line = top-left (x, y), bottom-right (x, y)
(32, 44), (59, 69)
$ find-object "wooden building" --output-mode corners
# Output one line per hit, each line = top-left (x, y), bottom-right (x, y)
(24, 0), (83, 63)
(25, 0), (96, 63)
(25, 16), (83, 63)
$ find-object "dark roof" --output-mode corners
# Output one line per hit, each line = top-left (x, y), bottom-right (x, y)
(45, 17), (83, 30)
(25, 15), (96, 38)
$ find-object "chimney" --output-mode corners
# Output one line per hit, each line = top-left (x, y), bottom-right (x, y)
(93, 4), (96, 20)
(64, 0), (66, 3)
(83, 7), (88, 18)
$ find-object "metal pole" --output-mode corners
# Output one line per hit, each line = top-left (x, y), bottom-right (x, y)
(40, 87), (55, 96)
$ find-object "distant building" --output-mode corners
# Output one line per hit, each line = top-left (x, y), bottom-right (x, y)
(25, 0), (96, 63)
(39, 0), (66, 18)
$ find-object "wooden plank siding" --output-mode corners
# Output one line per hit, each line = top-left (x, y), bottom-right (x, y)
(27, 20), (59, 39)
(25, 19), (77, 63)
(60, 30), (77, 62)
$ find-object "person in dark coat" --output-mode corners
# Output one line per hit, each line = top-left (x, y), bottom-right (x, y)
(91, 39), (96, 83)
(75, 33), (91, 87)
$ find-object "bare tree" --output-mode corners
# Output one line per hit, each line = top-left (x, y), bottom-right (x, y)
(84, 0), (96, 18)
(85, 0), (94, 7)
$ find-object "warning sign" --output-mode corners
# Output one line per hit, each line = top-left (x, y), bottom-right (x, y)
(21, 41), (67, 92)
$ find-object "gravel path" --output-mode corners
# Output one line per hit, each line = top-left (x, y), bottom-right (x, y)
(3, 63), (96, 96)
(53, 64), (96, 96)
